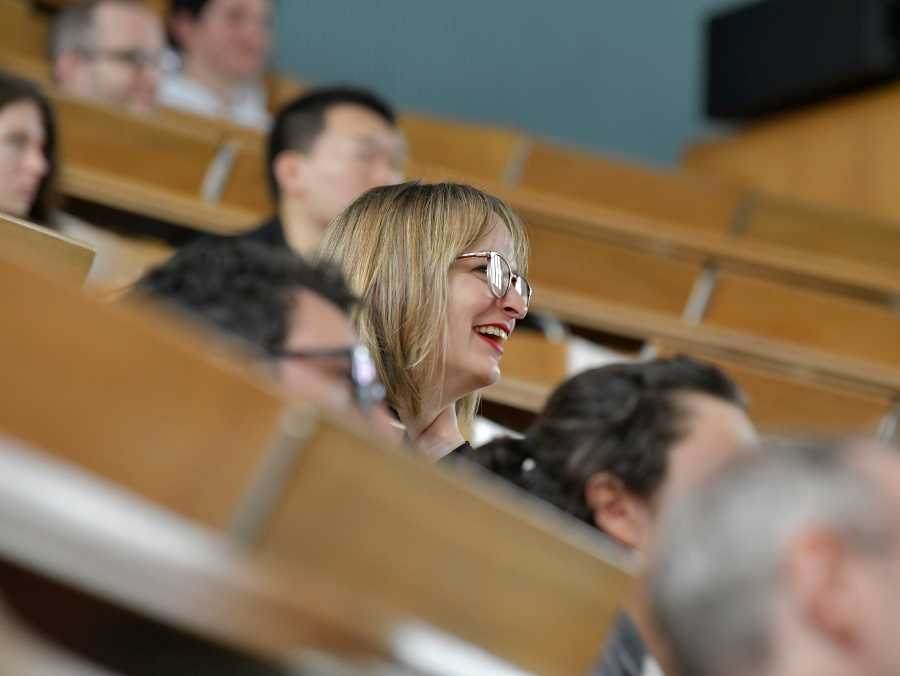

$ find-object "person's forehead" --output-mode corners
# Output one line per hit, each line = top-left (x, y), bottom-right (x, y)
(322, 103), (397, 139)
(94, 2), (162, 41)
(285, 289), (356, 349)
(471, 218), (516, 265)
(664, 393), (756, 493)
(0, 100), (44, 137)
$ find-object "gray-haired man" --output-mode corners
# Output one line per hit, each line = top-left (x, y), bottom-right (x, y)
(651, 438), (900, 676)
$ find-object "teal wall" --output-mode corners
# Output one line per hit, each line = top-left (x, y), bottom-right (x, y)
(273, 1), (740, 166)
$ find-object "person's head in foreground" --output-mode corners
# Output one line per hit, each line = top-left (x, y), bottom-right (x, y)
(169, 0), (272, 87)
(474, 356), (756, 559)
(651, 438), (900, 676)
(317, 181), (530, 460)
(0, 72), (56, 227)
(50, 0), (164, 114)
(134, 239), (391, 432)
(267, 86), (405, 256)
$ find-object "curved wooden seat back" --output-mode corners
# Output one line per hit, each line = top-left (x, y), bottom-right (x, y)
(0, 214), (94, 285)
(0, 253), (285, 529)
(655, 342), (895, 438)
(252, 418), (634, 676)
(399, 113), (528, 184)
(520, 142), (744, 238)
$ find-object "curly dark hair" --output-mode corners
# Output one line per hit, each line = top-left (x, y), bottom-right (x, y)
(133, 238), (356, 355)
(470, 356), (746, 526)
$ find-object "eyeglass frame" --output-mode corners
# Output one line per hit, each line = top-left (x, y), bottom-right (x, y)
(76, 46), (164, 70)
(456, 250), (532, 315)
(269, 344), (386, 412)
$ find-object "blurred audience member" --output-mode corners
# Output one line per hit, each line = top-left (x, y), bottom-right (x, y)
(133, 238), (394, 437)
(652, 438), (900, 676)
(469, 356), (757, 676)
(241, 86), (405, 257)
(162, 0), (272, 128)
(0, 72), (56, 227)
(50, 0), (164, 114)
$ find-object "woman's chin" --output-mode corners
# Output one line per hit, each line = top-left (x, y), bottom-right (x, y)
(472, 365), (501, 391)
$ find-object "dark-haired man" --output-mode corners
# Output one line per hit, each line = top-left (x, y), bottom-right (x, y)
(133, 238), (393, 435)
(238, 86), (406, 256)
(161, 0), (272, 128)
(51, 0), (164, 113)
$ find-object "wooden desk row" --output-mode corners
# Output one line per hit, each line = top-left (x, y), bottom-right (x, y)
(0, 222), (633, 675)
(3, 82), (899, 439)
(2, 7), (899, 441)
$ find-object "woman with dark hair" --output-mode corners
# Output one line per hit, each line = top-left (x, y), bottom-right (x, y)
(468, 356), (756, 676)
(0, 71), (58, 227)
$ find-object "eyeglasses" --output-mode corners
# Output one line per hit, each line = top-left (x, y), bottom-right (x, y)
(456, 250), (532, 315)
(270, 344), (386, 412)
(79, 47), (163, 70)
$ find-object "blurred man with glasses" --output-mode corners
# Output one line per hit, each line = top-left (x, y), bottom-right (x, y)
(226, 86), (407, 258)
(51, 0), (164, 114)
(132, 238), (395, 440)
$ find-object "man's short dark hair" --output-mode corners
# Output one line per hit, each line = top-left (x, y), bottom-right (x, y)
(169, 0), (211, 18)
(472, 356), (747, 526)
(133, 239), (356, 356)
(266, 86), (397, 200)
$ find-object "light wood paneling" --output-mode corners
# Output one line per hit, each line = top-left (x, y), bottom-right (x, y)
(704, 271), (900, 368)
(399, 113), (527, 184)
(657, 344), (893, 437)
(0, 213), (94, 285)
(527, 225), (700, 316)
(522, 142), (744, 237)
(256, 419), (633, 676)
(0, 253), (285, 529)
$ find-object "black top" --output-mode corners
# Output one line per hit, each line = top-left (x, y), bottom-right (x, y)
(234, 215), (289, 250)
(184, 215), (290, 253)
(441, 441), (472, 462)
(593, 612), (653, 676)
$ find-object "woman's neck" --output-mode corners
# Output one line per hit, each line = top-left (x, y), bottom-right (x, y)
(399, 402), (465, 462)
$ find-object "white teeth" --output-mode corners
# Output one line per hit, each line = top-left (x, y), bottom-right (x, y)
(475, 326), (509, 341)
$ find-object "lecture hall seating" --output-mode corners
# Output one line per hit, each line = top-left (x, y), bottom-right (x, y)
(0, 251), (633, 676)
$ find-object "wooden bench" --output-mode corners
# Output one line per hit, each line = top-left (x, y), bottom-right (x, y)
(518, 141), (746, 239)
(0, 434), (401, 674)
(702, 269), (900, 369)
(398, 113), (529, 184)
(0, 213), (94, 285)
(0, 252), (632, 675)
(684, 80), (900, 223)
(0, 0), (50, 64)
(529, 286), (900, 428)
(653, 342), (895, 438)
(249, 414), (633, 676)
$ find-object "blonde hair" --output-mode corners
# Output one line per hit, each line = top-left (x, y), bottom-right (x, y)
(316, 181), (529, 431)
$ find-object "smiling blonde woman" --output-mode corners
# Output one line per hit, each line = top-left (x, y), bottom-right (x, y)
(316, 181), (531, 460)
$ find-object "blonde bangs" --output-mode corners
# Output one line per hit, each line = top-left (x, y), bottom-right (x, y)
(316, 181), (530, 432)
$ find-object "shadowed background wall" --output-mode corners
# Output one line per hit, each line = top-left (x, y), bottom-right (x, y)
(273, 0), (741, 166)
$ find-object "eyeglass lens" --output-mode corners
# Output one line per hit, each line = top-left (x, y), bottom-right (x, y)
(488, 253), (531, 309)
(351, 346), (386, 410)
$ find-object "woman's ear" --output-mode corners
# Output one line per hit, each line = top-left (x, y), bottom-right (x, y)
(585, 472), (651, 551)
